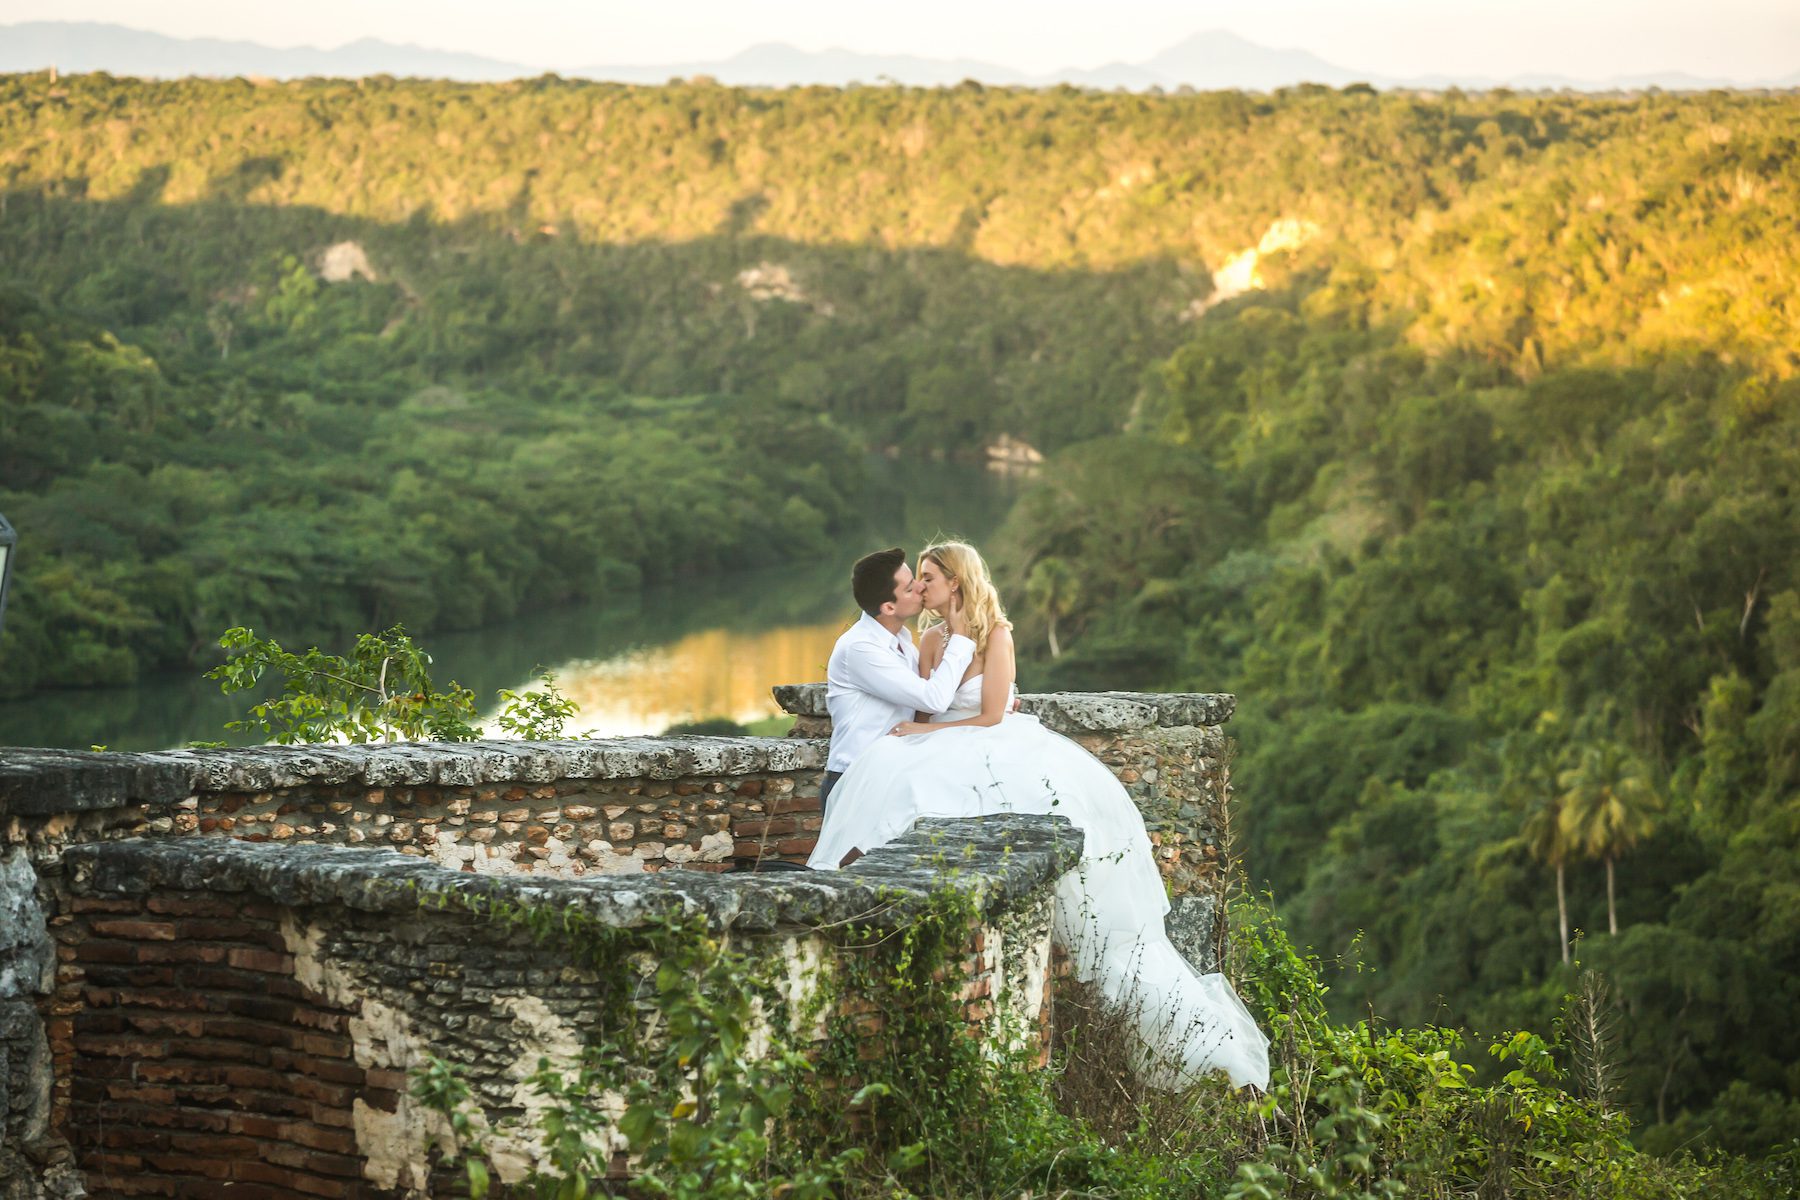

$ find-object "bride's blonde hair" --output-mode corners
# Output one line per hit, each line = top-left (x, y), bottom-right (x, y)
(919, 539), (1011, 657)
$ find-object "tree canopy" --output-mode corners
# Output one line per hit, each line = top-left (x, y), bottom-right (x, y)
(2, 71), (1797, 1156)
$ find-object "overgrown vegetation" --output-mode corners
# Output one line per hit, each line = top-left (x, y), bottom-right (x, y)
(414, 887), (1797, 1197)
(414, 910), (861, 1200)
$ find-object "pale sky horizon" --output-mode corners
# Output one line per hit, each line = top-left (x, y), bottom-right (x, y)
(3, 1), (1796, 83)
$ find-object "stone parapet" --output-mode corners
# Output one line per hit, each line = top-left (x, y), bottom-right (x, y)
(1025, 690), (1237, 731)
(0, 736), (824, 816)
(1, 736), (828, 881)
(771, 683), (1235, 733)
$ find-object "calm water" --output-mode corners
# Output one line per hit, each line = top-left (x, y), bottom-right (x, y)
(0, 459), (1022, 750)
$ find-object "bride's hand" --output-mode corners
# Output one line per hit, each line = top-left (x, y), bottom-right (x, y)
(889, 720), (933, 737)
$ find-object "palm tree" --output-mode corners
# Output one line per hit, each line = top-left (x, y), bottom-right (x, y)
(1559, 742), (1663, 936)
(1025, 557), (1080, 660)
(1519, 790), (1576, 965)
(1502, 722), (1575, 964)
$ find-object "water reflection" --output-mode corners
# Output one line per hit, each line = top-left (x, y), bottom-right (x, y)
(486, 619), (844, 737)
(0, 459), (1022, 750)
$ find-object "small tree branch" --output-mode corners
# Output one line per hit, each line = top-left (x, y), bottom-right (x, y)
(1740, 566), (1767, 640)
(295, 667), (385, 697)
(377, 655), (393, 743)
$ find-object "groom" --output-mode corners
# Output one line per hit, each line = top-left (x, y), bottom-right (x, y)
(819, 547), (976, 815)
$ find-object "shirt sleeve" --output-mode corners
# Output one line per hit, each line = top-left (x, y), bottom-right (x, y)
(838, 634), (976, 714)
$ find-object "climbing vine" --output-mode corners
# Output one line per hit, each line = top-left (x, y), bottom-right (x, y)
(408, 881), (1799, 1199)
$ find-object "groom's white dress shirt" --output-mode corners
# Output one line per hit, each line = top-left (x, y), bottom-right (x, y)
(825, 612), (976, 774)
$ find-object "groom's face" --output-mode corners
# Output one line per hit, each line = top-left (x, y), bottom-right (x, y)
(887, 563), (924, 619)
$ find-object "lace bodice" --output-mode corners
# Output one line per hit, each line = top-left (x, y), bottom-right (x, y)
(932, 673), (1015, 722)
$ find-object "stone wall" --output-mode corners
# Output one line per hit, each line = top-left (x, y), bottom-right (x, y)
(0, 687), (1236, 1198)
(42, 818), (1078, 1198)
(1, 691), (1234, 891)
(3, 846), (75, 1198)
(0, 736), (831, 881)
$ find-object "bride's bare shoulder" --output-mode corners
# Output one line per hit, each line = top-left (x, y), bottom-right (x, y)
(919, 623), (947, 650)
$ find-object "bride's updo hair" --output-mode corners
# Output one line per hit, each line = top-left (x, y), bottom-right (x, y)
(920, 539), (1011, 657)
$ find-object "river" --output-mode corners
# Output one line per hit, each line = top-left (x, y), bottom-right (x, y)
(0, 459), (1023, 751)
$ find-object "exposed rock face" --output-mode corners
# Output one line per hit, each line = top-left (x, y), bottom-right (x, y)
(985, 433), (1045, 470)
(1165, 893), (1221, 975)
(733, 262), (833, 314)
(316, 240), (377, 283)
(0, 848), (53, 1002)
(1182, 217), (1322, 320)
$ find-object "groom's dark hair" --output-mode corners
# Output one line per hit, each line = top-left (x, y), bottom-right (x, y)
(852, 547), (907, 617)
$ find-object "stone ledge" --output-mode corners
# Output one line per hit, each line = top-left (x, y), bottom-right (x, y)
(1, 690), (1232, 819)
(1038, 690), (1237, 729)
(771, 684), (831, 718)
(773, 683), (1235, 732)
(0, 735), (828, 817)
(59, 814), (1082, 934)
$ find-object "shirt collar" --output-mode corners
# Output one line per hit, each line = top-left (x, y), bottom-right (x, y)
(856, 610), (910, 654)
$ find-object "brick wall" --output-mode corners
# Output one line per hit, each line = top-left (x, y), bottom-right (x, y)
(54, 891), (384, 1198)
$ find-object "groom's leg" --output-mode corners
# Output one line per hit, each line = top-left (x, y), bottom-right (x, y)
(819, 770), (844, 821)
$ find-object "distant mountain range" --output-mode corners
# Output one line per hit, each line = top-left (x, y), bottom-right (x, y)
(4, 22), (1795, 92)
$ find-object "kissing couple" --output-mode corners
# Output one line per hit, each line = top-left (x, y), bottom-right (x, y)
(808, 540), (1269, 1091)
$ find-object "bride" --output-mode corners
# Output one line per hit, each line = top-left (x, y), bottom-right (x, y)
(807, 540), (1270, 1091)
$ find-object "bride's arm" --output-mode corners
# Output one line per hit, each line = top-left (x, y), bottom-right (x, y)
(892, 626), (1014, 735)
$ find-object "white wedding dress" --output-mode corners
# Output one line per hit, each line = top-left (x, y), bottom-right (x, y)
(807, 674), (1270, 1090)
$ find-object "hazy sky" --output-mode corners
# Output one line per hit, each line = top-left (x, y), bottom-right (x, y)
(7, 0), (1798, 82)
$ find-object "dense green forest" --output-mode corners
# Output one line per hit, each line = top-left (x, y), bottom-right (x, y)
(2, 71), (1796, 1162)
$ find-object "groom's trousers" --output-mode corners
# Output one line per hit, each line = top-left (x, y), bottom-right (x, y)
(819, 771), (844, 821)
